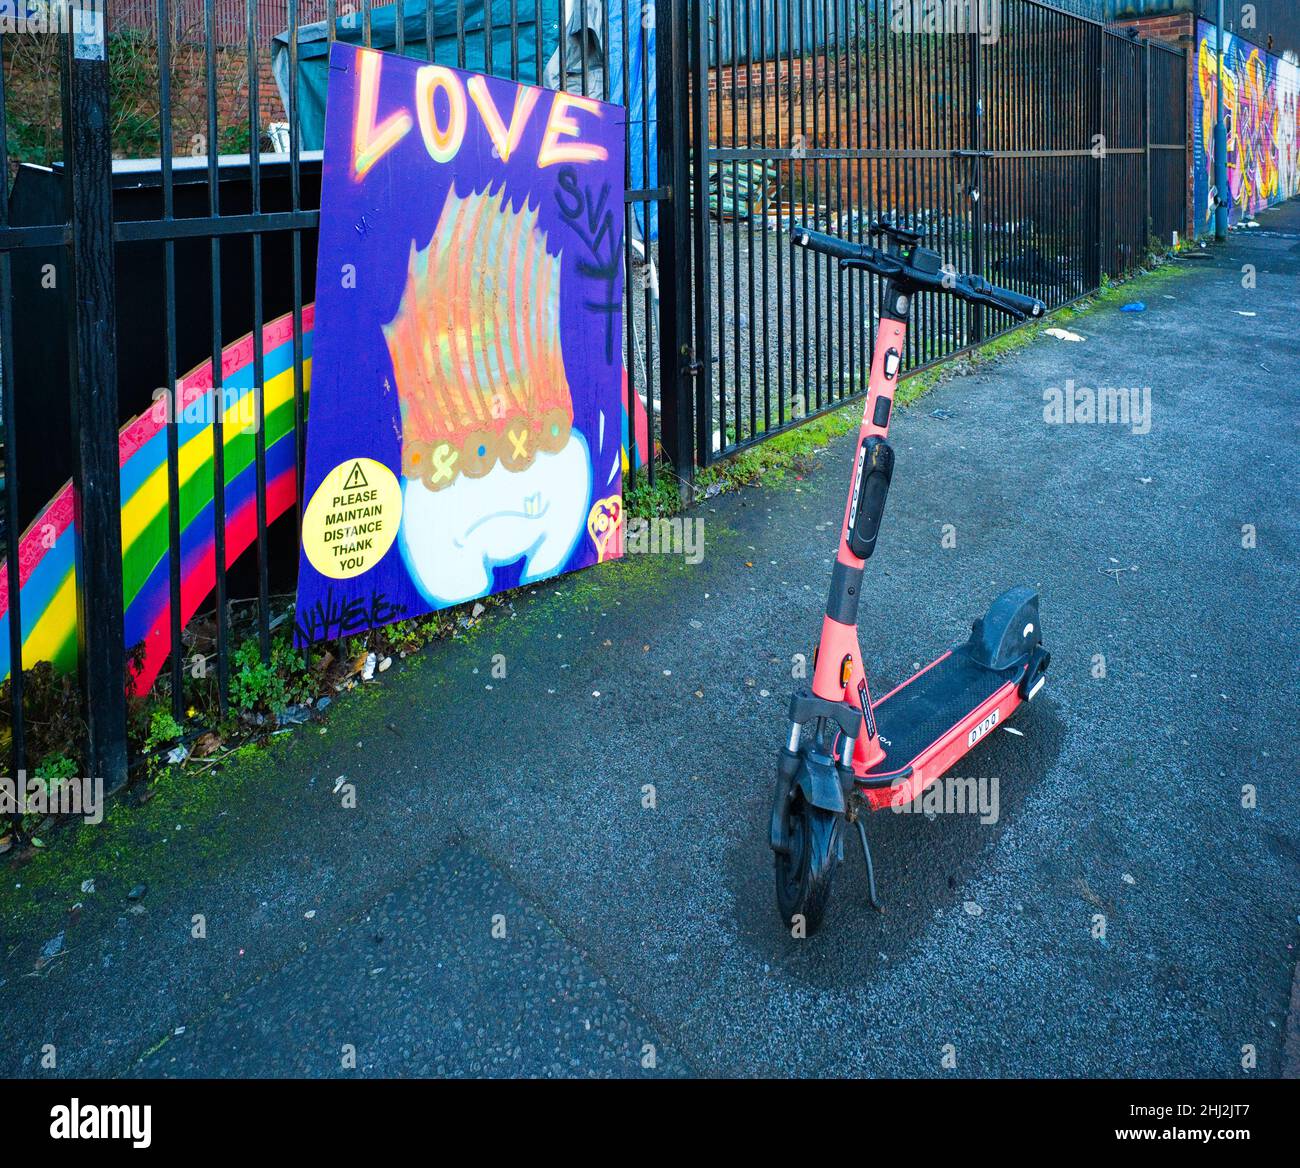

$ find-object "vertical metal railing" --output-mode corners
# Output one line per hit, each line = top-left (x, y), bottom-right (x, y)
(1149, 40), (1190, 246)
(0, 0), (1192, 817)
(158, 0), (183, 726)
(0, 29), (26, 837)
(691, 0), (1190, 469)
(62, 12), (130, 790)
(656, 0), (693, 489)
(0, 0), (679, 813)
(205, 0), (231, 712)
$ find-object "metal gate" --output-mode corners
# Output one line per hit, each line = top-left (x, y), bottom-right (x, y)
(686, 0), (1189, 468)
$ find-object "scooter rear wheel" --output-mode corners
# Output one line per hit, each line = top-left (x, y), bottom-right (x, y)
(774, 797), (839, 935)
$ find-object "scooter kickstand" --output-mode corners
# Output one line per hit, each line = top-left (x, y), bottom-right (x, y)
(854, 817), (885, 913)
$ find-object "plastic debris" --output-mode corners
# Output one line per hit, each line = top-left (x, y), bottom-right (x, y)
(1044, 327), (1085, 342)
(1120, 302), (1146, 312)
(41, 932), (66, 959)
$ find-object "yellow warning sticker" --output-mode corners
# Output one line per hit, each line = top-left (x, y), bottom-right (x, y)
(302, 457), (402, 579)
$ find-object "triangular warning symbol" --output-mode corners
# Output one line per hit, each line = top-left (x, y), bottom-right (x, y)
(342, 461), (369, 491)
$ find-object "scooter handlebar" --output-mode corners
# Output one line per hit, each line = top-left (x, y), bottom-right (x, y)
(792, 224), (1048, 322)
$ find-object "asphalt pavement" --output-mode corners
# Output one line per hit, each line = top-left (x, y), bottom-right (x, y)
(2, 201), (1297, 1078)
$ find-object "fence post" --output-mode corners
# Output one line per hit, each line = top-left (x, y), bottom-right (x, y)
(968, 29), (985, 345)
(1144, 39), (1152, 247)
(62, 6), (129, 791)
(1093, 28), (1106, 287)
(687, 0), (712, 471)
(655, 0), (696, 491)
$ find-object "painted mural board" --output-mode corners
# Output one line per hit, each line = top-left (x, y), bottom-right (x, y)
(295, 44), (626, 645)
(1193, 18), (1300, 233)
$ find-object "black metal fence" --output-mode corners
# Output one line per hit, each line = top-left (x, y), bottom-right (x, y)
(0, 0), (1187, 808)
(689, 0), (1189, 465)
(0, 0), (679, 814)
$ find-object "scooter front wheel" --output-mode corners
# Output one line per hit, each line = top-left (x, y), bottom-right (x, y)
(774, 798), (840, 935)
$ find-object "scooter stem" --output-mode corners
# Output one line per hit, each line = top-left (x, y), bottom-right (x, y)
(808, 291), (912, 775)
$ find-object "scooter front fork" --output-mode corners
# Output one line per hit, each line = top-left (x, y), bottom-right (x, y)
(775, 707), (887, 911)
(810, 614), (887, 775)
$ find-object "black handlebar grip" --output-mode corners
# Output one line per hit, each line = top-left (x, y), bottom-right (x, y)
(791, 224), (866, 262)
(992, 286), (1047, 319)
(964, 275), (1046, 319)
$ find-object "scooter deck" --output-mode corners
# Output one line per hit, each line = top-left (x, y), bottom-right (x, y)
(862, 648), (1021, 779)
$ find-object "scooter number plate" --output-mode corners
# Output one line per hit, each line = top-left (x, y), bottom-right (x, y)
(967, 709), (999, 746)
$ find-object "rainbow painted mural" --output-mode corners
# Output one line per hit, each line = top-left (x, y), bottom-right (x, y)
(0, 304), (648, 693)
(0, 307), (313, 694)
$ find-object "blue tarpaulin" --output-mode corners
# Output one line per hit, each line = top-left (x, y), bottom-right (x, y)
(270, 1), (559, 152)
(601, 3), (656, 239)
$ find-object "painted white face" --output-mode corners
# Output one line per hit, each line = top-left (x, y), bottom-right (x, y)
(398, 431), (591, 607)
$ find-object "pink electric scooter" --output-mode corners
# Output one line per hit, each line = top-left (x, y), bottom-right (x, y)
(770, 220), (1051, 934)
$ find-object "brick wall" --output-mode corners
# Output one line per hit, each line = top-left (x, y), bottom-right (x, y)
(107, 0), (311, 137)
(703, 53), (965, 217)
(130, 41), (286, 157)
(703, 26), (1197, 248)
(1112, 12), (1195, 49)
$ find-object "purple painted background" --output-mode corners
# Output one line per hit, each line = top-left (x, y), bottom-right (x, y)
(295, 43), (625, 644)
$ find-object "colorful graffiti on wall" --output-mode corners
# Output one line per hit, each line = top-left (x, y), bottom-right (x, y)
(1193, 19), (1300, 232)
